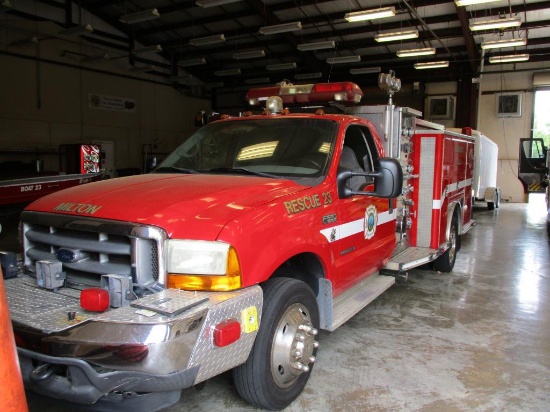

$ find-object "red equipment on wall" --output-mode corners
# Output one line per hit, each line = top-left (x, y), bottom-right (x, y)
(59, 144), (101, 174)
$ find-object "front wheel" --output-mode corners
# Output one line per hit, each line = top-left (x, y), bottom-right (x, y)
(233, 278), (319, 410)
(433, 215), (458, 272)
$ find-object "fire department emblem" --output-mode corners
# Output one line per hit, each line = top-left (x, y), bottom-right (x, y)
(364, 205), (377, 239)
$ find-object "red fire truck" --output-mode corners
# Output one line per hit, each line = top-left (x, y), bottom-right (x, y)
(2, 72), (474, 411)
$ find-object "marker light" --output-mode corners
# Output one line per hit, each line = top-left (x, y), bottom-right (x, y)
(80, 288), (110, 312)
(213, 319), (241, 347)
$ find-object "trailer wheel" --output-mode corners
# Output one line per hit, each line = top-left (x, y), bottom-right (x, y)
(233, 277), (319, 410)
(487, 188), (500, 210)
(433, 215), (458, 272)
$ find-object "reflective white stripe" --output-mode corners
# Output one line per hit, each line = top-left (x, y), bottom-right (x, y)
(320, 209), (396, 242)
(433, 178), (473, 210)
(378, 209), (397, 225)
(458, 178), (472, 189)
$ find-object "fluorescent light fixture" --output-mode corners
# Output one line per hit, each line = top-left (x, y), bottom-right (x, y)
(350, 67), (381, 74)
(455, 0), (501, 6)
(119, 8), (160, 24)
(189, 34), (226, 46)
(414, 61), (449, 69)
(245, 77), (271, 84)
(295, 72), (323, 80)
(214, 68), (242, 76)
(345, 6), (396, 22)
(397, 47), (436, 57)
(375, 29), (419, 42)
(9, 36), (39, 47)
(205, 82), (224, 88)
(259, 21), (302, 35)
(297, 41), (335, 51)
(132, 44), (162, 54)
(177, 57), (206, 67)
(233, 50), (265, 59)
(481, 38), (527, 49)
(130, 65), (155, 72)
(59, 24), (93, 36)
(1, 1), (13, 11)
(326, 55), (361, 64)
(169, 75), (193, 82)
(266, 62), (297, 70)
(196, 0), (243, 7)
(82, 52), (110, 62)
(469, 17), (521, 31)
(488, 53), (529, 63)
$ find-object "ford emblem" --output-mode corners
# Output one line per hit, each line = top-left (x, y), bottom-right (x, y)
(56, 248), (80, 263)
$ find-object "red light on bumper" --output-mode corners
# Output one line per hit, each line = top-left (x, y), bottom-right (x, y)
(213, 319), (241, 347)
(80, 288), (110, 312)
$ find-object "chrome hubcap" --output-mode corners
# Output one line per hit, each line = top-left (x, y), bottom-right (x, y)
(271, 303), (319, 388)
(449, 224), (456, 263)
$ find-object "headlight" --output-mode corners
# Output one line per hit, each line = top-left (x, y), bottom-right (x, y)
(166, 240), (242, 291)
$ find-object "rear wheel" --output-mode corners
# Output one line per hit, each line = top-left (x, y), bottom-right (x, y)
(233, 278), (319, 410)
(433, 214), (458, 272)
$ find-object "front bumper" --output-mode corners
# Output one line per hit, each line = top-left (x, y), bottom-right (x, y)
(19, 347), (198, 405)
(5, 274), (262, 406)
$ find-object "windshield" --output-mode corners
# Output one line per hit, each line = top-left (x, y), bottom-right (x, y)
(156, 117), (338, 185)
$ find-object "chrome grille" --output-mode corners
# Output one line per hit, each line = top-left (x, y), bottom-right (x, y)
(21, 212), (167, 288)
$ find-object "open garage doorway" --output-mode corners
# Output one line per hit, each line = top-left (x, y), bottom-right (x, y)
(527, 89), (550, 209)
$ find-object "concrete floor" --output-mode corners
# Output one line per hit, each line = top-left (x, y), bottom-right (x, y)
(3, 198), (549, 411)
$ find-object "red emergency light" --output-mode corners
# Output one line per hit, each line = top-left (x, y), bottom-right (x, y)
(80, 288), (110, 312)
(212, 319), (241, 347)
(246, 81), (363, 106)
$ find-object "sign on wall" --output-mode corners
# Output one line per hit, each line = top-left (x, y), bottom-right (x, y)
(88, 93), (136, 113)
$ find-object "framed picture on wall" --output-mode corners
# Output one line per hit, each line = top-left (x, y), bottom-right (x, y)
(496, 92), (522, 117)
(427, 96), (454, 120)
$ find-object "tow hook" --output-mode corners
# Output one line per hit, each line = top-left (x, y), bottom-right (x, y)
(30, 363), (59, 382)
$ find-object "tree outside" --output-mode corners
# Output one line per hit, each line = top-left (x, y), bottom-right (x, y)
(533, 90), (550, 150)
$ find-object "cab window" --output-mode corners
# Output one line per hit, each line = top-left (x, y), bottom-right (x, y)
(339, 125), (377, 191)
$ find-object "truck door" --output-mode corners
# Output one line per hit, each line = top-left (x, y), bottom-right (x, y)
(518, 138), (548, 194)
(324, 125), (396, 294)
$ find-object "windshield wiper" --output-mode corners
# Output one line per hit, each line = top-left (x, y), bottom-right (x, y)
(154, 166), (198, 174)
(206, 167), (277, 178)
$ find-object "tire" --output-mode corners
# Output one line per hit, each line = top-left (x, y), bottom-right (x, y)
(233, 278), (320, 410)
(433, 215), (458, 272)
(495, 190), (500, 208)
(487, 201), (495, 211)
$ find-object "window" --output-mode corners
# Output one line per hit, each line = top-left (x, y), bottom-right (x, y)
(340, 125), (377, 191)
(496, 92), (522, 117)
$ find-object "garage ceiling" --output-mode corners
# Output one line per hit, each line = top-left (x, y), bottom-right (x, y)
(3, 0), (550, 88)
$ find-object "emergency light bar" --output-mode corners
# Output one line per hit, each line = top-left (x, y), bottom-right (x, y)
(246, 81), (363, 106)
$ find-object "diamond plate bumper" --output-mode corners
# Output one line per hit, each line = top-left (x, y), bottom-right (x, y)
(5, 274), (263, 405)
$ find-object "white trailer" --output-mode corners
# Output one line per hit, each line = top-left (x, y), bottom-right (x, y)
(450, 128), (501, 210)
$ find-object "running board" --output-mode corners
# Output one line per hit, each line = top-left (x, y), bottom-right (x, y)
(385, 246), (440, 271)
(319, 274), (395, 332)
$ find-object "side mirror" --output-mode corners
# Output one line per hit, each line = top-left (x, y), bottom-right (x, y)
(337, 157), (403, 199)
